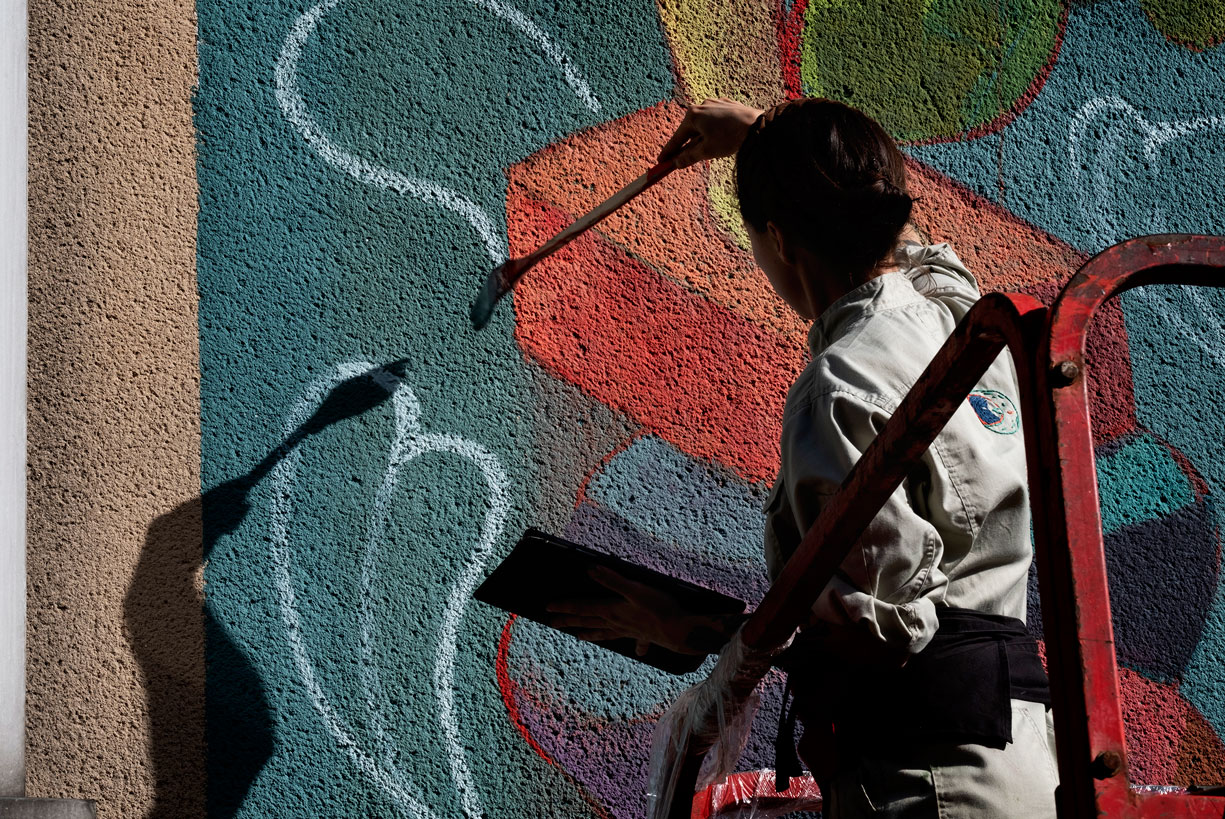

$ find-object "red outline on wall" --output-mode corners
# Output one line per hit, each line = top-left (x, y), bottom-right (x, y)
(496, 615), (615, 819)
(773, 0), (809, 101)
(574, 430), (647, 512)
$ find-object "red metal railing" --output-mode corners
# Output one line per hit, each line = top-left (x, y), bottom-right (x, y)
(1041, 235), (1225, 818)
(663, 235), (1225, 818)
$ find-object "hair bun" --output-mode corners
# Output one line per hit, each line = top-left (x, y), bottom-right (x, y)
(834, 177), (913, 228)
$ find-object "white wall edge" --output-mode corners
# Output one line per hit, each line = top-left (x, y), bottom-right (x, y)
(0, 0), (28, 797)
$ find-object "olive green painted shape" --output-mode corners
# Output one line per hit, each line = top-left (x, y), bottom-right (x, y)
(1142, 0), (1225, 49)
(801, 0), (1062, 141)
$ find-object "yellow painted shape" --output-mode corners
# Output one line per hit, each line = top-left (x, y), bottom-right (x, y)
(656, 0), (785, 108)
(707, 156), (750, 250)
(655, 0), (783, 252)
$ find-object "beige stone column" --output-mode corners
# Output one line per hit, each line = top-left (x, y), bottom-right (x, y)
(26, 0), (202, 813)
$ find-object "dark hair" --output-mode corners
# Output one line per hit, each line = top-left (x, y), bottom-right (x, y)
(736, 98), (913, 278)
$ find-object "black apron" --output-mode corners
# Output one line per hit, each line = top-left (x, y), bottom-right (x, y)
(773, 606), (1049, 791)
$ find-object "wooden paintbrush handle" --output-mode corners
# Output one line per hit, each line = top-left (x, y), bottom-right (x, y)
(520, 159), (678, 271)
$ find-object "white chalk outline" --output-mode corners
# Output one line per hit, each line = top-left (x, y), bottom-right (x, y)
(271, 362), (508, 817)
(270, 0), (600, 807)
(1069, 96), (1225, 242)
(274, 0), (507, 264)
(275, 0), (601, 267)
(465, 0), (601, 114)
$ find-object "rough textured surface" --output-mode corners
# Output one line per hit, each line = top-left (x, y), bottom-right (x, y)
(26, 0), (1225, 816)
(26, 0), (203, 816)
(200, 0), (1225, 813)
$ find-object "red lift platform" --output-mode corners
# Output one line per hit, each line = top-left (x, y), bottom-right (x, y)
(659, 235), (1225, 819)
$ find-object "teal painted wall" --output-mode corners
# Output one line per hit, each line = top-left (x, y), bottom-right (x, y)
(194, 0), (1225, 815)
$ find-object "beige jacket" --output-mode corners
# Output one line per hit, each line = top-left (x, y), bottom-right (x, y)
(764, 243), (1031, 656)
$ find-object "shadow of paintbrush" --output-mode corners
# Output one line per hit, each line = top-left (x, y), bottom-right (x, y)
(204, 358), (411, 534)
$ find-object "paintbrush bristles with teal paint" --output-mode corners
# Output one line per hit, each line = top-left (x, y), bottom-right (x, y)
(470, 158), (677, 330)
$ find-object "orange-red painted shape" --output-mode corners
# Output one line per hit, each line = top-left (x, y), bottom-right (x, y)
(505, 120), (1143, 479)
(908, 158), (1088, 293)
(907, 158), (1137, 443)
(1119, 670), (1191, 786)
(511, 197), (802, 482)
(506, 102), (806, 343)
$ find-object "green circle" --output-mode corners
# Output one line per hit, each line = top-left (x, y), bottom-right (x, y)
(801, 0), (1064, 141)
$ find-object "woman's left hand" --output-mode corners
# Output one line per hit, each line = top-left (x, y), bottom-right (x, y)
(546, 566), (733, 656)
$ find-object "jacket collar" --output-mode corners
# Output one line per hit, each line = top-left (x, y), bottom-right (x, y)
(806, 242), (975, 357)
(807, 272), (920, 357)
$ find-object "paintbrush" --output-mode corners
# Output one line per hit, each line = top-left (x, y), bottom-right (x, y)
(470, 158), (678, 329)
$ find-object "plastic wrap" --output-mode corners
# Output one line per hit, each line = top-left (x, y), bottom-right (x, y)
(645, 628), (794, 819)
(1129, 785), (1189, 795)
(691, 770), (823, 819)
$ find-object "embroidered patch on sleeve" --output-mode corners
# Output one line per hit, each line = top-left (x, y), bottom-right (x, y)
(967, 389), (1020, 434)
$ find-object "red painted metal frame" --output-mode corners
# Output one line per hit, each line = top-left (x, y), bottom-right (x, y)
(1039, 234), (1225, 818)
(668, 235), (1225, 818)
(690, 771), (822, 819)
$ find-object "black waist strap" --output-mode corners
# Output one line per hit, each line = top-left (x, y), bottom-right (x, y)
(773, 606), (1048, 790)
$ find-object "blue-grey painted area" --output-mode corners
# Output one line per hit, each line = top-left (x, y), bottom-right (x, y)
(194, 0), (1225, 812)
(196, 0), (675, 814)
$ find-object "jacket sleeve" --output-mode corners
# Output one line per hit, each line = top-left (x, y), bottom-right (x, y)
(774, 389), (949, 656)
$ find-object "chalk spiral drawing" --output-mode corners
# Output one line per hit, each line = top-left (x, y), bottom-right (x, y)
(274, 0), (602, 268)
(270, 361), (509, 818)
(1069, 96), (1225, 241)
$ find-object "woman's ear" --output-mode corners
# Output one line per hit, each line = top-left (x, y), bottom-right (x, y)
(766, 221), (795, 265)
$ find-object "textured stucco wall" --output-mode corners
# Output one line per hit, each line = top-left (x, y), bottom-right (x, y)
(27, 0), (203, 816)
(26, 0), (1225, 816)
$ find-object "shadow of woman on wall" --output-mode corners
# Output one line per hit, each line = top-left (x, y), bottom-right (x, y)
(125, 360), (409, 818)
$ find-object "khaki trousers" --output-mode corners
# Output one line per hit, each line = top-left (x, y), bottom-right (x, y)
(822, 700), (1059, 818)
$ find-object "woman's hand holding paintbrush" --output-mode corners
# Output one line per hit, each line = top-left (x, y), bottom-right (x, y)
(656, 98), (765, 169)
(469, 99), (765, 329)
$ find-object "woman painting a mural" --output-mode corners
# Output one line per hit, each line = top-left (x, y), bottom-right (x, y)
(548, 97), (1058, 818)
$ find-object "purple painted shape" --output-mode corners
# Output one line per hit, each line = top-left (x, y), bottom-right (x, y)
(1106, 497), (1220, 681)
(501, 501), (792, 816)
(563, 501), (772, 606)
(514, 693), (655, 819)
(508, 659), (790, 819)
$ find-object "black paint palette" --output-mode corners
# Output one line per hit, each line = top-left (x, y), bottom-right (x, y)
(474, 527), (746, 675)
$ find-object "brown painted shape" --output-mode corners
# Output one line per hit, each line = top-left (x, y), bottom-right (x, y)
(1176, 702), (1225, 786)
(27, 0), (203, 815)
(524, 359), (640, 532)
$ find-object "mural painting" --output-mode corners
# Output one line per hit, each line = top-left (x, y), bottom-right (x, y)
(192, 0), (1225, 815)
